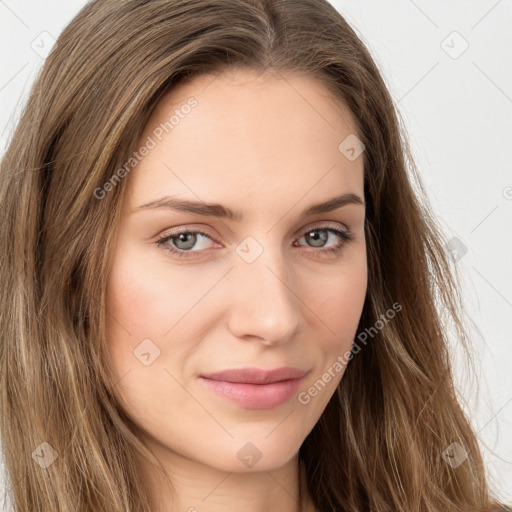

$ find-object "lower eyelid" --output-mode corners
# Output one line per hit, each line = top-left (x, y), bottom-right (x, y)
(157, 226), (352, 256)
(157, 231), (214, 252)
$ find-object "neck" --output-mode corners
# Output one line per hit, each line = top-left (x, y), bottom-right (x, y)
(135, 445), (316, 512)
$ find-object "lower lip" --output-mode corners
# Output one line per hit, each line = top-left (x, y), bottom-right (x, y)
(199, 376), (304, 409)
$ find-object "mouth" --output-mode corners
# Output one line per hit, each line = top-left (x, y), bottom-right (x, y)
(199, 366), (308, 409)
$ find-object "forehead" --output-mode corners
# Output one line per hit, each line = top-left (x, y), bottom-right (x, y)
(124, 69), (364, 218)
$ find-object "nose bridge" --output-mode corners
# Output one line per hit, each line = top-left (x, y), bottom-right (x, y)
(227, 237), (302, 344)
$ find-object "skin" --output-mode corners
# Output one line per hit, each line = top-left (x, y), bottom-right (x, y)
(105, 68), (367, 512)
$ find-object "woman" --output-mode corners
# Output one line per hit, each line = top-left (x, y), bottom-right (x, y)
(0, 0), (509, 511)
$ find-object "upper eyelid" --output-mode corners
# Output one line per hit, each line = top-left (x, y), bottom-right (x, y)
(159, 221), (348, 241)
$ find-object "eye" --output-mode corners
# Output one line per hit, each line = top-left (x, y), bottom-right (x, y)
(156, 228), (216, 258)
(294, 224), (354, 256)
(156, 223), (354, 259)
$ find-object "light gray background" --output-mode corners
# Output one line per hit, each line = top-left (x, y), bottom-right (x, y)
(0, 0), (511, 506)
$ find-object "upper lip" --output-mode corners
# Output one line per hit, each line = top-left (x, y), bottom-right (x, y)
(200, 367), (307, 384)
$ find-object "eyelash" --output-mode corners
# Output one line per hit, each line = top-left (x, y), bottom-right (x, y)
(156, 223), (354, 259)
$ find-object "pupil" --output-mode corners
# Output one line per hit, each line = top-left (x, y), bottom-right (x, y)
(308, 230), (327, 247)
(176, 233), (196, 250)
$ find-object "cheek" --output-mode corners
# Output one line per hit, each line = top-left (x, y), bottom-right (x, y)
(104, 247), (207, 425)
(106, 244), (210, 340)
(104, 244), (178, 383)
(104, 243), (225, 390)
(306, 255), (367, 349)
(295, 260), (367, 415)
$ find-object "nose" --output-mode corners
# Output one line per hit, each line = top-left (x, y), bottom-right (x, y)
(225, 244), (303, 346)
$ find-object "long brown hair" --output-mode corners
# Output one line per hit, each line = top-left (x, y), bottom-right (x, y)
(0, 0), (508, 510)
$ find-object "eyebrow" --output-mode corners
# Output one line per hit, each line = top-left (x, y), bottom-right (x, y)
(135, 192), (365, 221)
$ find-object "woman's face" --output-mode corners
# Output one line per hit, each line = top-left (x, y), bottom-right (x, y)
(105, 69), (367, 473)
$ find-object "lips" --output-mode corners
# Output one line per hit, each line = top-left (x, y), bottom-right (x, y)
(199, 366), (308, 409)
(200, 366), (307, 384)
